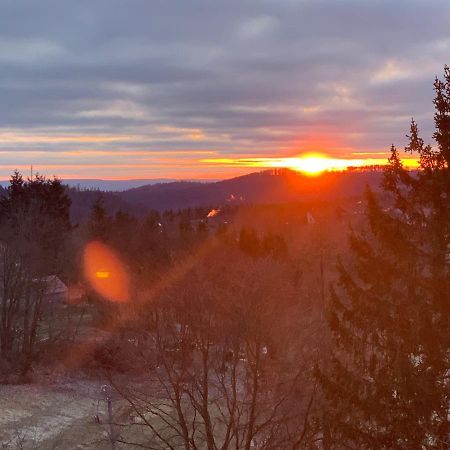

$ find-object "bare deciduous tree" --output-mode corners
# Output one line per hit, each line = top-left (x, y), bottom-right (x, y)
(108, 249), (318, 449)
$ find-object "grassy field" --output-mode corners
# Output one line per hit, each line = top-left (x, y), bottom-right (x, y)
(0, 378), (124, 449)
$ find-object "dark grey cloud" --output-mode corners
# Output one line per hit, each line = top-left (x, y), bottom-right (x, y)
(0, 0), (449, 177)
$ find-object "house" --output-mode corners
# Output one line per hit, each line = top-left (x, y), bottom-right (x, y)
(41, 275), (69, 304)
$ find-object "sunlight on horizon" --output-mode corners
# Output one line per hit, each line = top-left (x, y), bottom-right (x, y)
(200, 153), (420, 176)
(0, 153), (421, 181)
(281, 154), (347, 176)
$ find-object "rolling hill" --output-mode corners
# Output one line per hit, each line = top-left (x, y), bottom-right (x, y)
(0, 169), (386, 223)
(118, 169), (385, 211)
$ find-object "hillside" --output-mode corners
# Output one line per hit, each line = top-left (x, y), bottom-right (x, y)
(0, 170), (385, 223)
(118, 169), (385, 211)
(67, 187), (136, 224)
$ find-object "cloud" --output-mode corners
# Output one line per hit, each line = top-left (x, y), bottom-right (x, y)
(0, 37), (65, 64)
(237, 15), (278, 39)
(76, 100), (150, 120)
(0, 0), (448, 178)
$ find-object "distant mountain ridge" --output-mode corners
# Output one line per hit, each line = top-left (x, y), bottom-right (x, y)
(0, 178), (217, 192)
(0, 169), (386, 223)
(118, 169), (385, 211)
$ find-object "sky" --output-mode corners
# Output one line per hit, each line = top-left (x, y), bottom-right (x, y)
(0, 0), (449, 180)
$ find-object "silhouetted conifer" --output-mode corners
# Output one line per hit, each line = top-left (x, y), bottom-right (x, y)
(239, 226), (261, 256)
(317, 67), (450, 448)
(0, 171), (72, 273)
(88, 196), (111, 240)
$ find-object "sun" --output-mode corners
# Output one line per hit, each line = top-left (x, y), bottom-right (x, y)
(288, 154), (332, 176)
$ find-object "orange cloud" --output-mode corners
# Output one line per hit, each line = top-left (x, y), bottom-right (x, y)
(0, 132), (137, 144)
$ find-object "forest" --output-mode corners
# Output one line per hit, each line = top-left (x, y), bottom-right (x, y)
(0, 70), (448, 450)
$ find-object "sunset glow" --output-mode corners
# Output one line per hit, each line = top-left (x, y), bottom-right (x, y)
(0, 1), (446, 181)
(284, 154), (348, 175)
(200, 154), (419, 175)
(1, 153), (420, 180)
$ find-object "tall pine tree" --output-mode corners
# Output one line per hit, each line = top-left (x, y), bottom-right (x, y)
(318, 67), (450, 449)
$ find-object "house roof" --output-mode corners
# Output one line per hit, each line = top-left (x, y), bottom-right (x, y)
(42, 275), (68, 295)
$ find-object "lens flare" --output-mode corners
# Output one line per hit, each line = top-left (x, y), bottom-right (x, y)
(96, 271), (110, 279)
(83, 241), (130, 302)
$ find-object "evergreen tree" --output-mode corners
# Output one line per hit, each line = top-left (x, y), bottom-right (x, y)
(197, 219), (208, 234)
(0, 171), (72, 274)
(144, 209), (161, 231)
(87, 196), (111, 241)
(0, 172), (72, 369)
(317, 68), (450, 448)
(261, 231), (288, 259)
(239, 226), (261, 256)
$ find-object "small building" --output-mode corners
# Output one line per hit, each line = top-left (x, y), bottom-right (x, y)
(42, 275), (69, 304)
